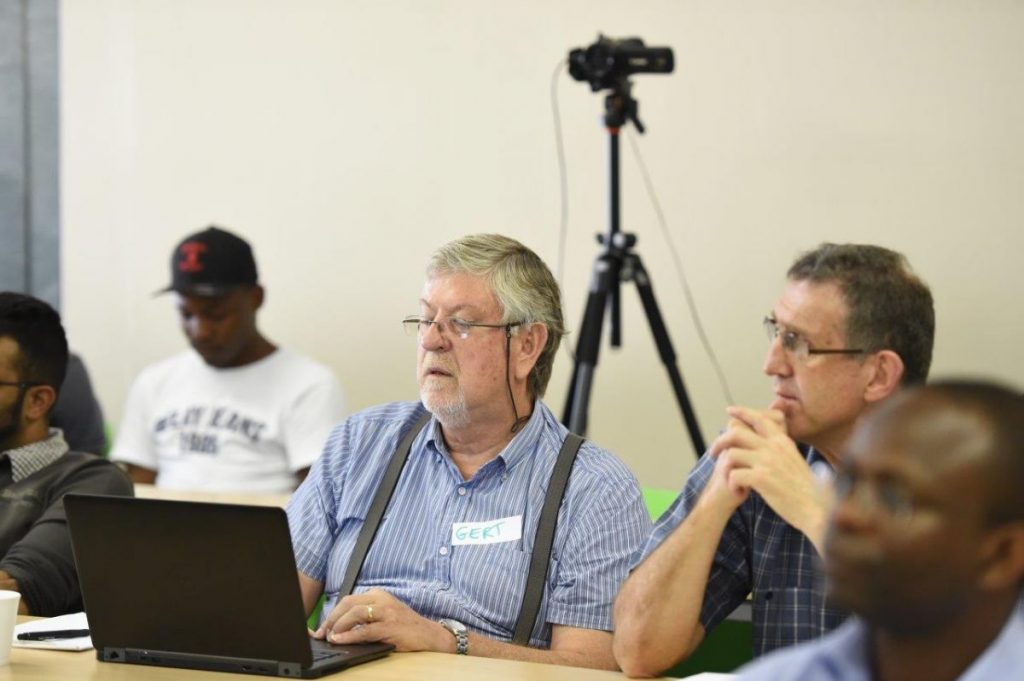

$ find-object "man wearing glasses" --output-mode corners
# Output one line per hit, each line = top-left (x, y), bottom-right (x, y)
(613, 243), (935, 676)
(287, 234), (651, 669)
(736, 381), (1024, 680)
(0, 293), (133, 616)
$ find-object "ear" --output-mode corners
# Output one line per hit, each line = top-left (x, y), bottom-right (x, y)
(22, 384), (57, 422)
(863, 350), (904, 404)
(976, 522), (1024, 592)
(511, 323), (548, 384)
(250, 285), (265, 311)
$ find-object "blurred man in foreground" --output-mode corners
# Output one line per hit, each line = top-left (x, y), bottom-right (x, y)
(736, 380), (1024, 680)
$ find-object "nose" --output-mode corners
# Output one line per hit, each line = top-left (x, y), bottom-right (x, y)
(762, 335), (792, 378)
(187, 317), (214, 344)
(419, 320), (450, 352)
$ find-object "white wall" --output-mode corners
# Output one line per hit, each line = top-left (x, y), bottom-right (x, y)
(61, 0), (1024, 489)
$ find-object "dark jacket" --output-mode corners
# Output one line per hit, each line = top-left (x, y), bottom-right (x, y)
(0, 450), (133, 615)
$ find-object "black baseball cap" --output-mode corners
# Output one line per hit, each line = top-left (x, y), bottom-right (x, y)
(158, 226), (259, 296)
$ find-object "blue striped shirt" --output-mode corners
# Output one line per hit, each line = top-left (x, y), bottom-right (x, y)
(637, 447), (846, 656)
(287, 400), (651, 648)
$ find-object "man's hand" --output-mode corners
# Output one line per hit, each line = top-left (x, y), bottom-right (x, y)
(0, 570), (17, 592)
(700, 417), (760, 514)
(314, 588), (452, 653)
(708, 406), (832, 553)
(0, 570), (28, 614)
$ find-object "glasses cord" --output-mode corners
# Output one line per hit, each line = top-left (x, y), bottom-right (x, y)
(506, 329), (530, 434)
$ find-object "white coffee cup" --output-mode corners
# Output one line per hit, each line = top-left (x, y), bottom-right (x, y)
(0, 590), (20, 665)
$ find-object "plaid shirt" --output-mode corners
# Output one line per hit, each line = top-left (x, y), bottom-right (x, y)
(638, 446), (847, 656)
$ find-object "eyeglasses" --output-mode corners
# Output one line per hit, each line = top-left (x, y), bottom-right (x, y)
(763, 315), (864, 362)
(0, 381), (39, 390)
(402, 315), (522, 341)
(833, 469), (915, 520)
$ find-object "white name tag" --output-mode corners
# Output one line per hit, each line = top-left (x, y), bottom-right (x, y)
(451, 515), (523, 546)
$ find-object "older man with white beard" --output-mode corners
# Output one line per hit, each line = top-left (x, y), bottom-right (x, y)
(286, 234), (650, 670)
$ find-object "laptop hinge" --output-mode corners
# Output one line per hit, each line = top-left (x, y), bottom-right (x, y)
(106, 648), (301, 677)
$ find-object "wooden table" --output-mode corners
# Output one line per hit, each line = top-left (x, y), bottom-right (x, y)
(133, 483), (291, 508)
(5, 617), (629, 681)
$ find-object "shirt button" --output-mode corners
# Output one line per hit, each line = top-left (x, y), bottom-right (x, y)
(439, 546), (449, 556)
(457, 487), (467, 496)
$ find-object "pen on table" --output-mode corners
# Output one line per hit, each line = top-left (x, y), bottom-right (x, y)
(16, 628), (91, 641)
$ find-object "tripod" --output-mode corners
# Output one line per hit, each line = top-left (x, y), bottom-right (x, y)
(562, 79), (706, 456)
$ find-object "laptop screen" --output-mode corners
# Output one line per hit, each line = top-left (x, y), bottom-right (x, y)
(66, 494), (315, 666)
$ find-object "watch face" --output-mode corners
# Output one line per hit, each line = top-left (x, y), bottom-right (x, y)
(441, 618), (467, 634)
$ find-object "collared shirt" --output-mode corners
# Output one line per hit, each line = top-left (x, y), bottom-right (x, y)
(1, 429), (68, 482)
(735, 601), (1024, 680)
(287, 400), (651, 648)
(637, 446), (846, 656)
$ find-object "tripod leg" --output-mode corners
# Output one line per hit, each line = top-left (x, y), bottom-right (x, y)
(562, 254), (618, 435)
(628, 254), (707, 455)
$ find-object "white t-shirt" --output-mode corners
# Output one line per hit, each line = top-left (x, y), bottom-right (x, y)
(111, 348), (345, 493)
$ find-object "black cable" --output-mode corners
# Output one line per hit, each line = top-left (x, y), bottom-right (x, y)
(624, 129), (735, 405)
(550, 59), (577, 367)
(507, 326), (530, 434)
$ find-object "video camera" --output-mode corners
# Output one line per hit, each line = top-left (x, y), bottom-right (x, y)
(568, 34), (674, 91)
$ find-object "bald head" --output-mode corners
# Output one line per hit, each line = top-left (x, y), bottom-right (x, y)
(825, 379), (1024, 634)
(863, 380), (1024, 525)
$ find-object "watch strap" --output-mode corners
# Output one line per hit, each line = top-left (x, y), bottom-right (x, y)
(439, 618), (469, 655)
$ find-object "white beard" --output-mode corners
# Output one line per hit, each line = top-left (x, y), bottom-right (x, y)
(420, 382), (471, 429)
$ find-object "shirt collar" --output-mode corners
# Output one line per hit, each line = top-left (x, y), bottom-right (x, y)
(807, 446), (836, 483)
(2, 428), (69, 482)
(817, 598), (1024, 681)
(422, 400), (546, 474)
(958, 595), (1024, 680)
(494, 400), (546, 472)
(823, 619), (872, 679)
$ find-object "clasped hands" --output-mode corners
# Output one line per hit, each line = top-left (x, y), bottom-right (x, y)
(705, 406), (833, 550)
(311, 588), (454, 653)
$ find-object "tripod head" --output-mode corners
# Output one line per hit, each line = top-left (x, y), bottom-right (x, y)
(604, 82), (644, 134)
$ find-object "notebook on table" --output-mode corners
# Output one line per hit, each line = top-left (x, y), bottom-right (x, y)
(65, 493), (392, 678)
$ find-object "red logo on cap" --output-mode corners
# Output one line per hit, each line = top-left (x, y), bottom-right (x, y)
(178, 242), (208, 272)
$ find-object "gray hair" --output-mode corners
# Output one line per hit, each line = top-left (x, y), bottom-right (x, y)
(427, 234), (565, 398)
(787, 243), (935, 386)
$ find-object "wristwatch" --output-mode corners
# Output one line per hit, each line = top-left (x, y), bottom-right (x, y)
(438, 618), (469, 655)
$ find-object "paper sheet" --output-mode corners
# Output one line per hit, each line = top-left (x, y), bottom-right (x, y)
(12, 611), (92, 651)
(676, 673), (738, 680)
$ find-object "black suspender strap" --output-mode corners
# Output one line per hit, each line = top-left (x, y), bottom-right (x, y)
(511, 431), (585, 646)
(339, 410), (432, 598)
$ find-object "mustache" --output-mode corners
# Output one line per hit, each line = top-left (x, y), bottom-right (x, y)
(421, 353), (457, 376)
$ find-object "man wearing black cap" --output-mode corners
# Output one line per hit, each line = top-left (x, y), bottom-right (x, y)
(111, 226), (345, 493)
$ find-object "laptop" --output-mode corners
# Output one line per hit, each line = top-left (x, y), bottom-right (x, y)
(64, 494), (393, 678)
